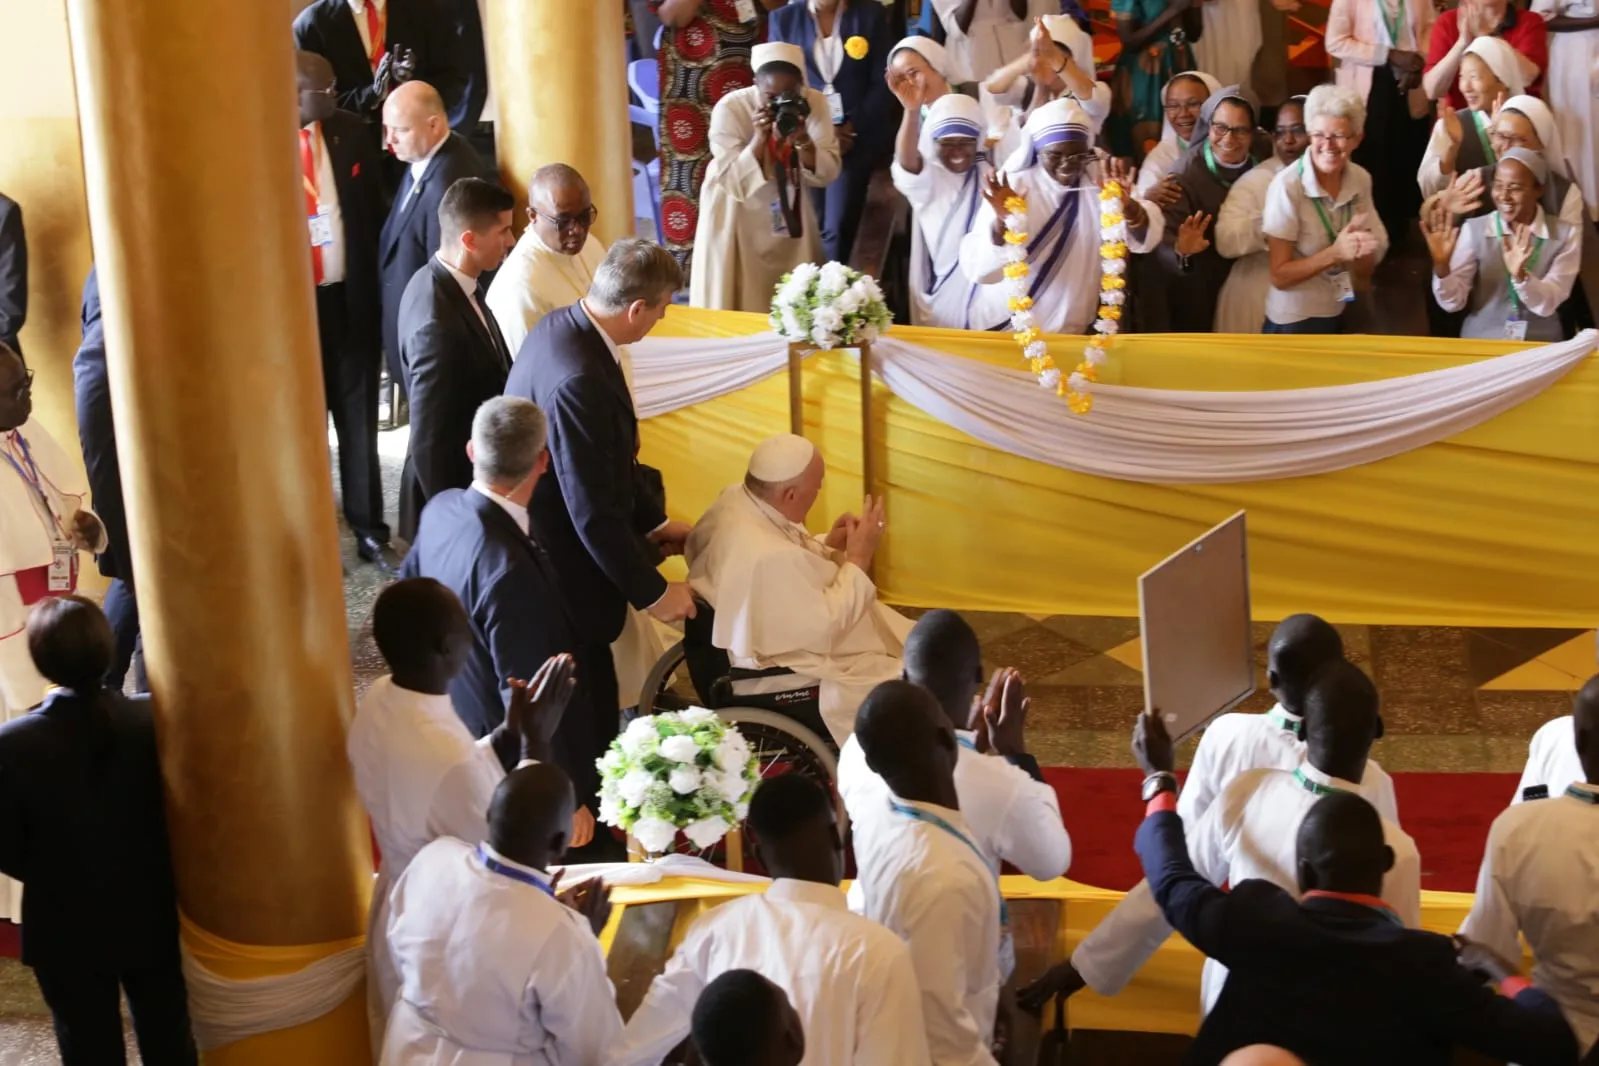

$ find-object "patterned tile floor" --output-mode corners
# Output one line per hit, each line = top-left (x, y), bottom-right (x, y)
(1, 431), (1590, 1059)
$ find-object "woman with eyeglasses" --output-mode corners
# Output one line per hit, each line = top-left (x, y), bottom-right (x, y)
(1107, 0), (1207, 161)
(1261, 83), (1389, 334)
(1132, 70), (1221, 199)
(1140, 86), (1260, 332)
(1212, 96), (1311, 333)
(1417, 36), (1527, 198)
(1434, 95), (1587, 225)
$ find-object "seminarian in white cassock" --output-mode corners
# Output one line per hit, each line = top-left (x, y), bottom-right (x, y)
(685, 433), (913, 746)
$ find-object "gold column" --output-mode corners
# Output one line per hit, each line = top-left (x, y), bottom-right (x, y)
(484, 0), (635, 247)
(65, 1), (371, 1062)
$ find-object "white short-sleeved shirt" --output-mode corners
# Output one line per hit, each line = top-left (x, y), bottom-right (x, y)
(1261, 157), (1389, 324)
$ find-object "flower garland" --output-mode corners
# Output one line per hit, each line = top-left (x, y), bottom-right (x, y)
(1000, 183), (1127, 416)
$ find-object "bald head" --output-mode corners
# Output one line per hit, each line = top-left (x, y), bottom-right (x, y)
(488, 763), (577, 868)
(528, 162), (595, 256)
(1576, 674), (1599, 784)
(855, 680), (959, 803)
(1220, 1047), (1307, 1066)
(1295, 791), (1394, 896)
(383, 81), (448, 163)
(903, 610), (983, 730)
(1268, 614), (1344, 715)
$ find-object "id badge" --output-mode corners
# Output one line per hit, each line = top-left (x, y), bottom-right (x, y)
(734, 0), (758, 21)
(1328, 269), (1355, 304)
(308, 210), (334, 247)
(770, 199), (789, 237)
(998, 922), (1017, 980)
(1504, 317), (1528, 341)
(48, 544), (74, 593)
(825, 88), (845, 125)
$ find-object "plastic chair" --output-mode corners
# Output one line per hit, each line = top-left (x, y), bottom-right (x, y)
(632, 159), (663, 243)
(629, 58), (660, 115)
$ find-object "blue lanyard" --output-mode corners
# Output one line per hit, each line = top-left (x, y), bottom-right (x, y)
(955, 734), (978, 752)
(1565, 784), (1598, 805)
(477, 845), (555, 897)
(890, 800), (995, 876)
(3, 433), (68, 540)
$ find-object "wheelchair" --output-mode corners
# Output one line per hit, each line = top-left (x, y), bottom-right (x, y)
(636, 601), (840, 801)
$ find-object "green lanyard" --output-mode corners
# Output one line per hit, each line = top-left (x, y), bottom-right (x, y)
(1493, 213), (1545, 316)
(1472, 110), (1497, 165)
(1378, 0), (1404, 49)
(1565, 784), (1598, 804)
(1203, 141), (1253, 189)
(1294, 768), (1354, 797)
(1267, 705), (1305, 740)
(1297, 157), (1351, 245)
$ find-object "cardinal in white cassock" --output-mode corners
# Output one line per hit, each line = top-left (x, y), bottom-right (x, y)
(685, 434), (912, 746)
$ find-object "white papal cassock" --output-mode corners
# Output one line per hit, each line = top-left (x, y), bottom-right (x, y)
(1073, 762), (1419, 1015)
(381, 837), (621, 1066)
(685, 485), (912, 745)
(0, 419), (105, 922)
(689, 84), (841, 312)
(1459, 781), (1599, 1055)
(348, 677), (507, 1034)
(611, 878), (933, 1066)
(1513, 715), (1584, 805)
(855, 795), (1002, 1066)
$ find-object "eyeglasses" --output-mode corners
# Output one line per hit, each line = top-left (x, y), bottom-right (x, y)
(1210, 122), (1252, 141)
(3, 368), (33, 401)
(536, 205), (598, 231)
(1274, 123), (1307, 137)
(1489, 131), (1533, 149)
(1162, 100), (1204, 115)
(1309, 131), (1354, 146)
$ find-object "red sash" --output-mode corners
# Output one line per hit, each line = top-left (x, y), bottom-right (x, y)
(13, 557), (78, 607)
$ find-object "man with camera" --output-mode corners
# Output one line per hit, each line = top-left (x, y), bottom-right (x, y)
(689, 42), (842, 311)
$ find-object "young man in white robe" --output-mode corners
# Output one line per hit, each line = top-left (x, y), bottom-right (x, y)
(380, 763), (620, 1066)
(347, 577), (580, 1033)
(840, 609), (1071, 915)
(958, 99), (1164, 334)
(891, 94), (1001, 328)
(0, 342), (107, 922)
(685, 433), (912, 746)
(484, 163), (607, 365)
(852, 680), (1004, 1066)
(689, 43), (842, 312)
(1021, 660), (1420, 1017)
(612, 774), (932, 1066)
(1460, 674), (1599, 1056)
(1514, 713), (1585, 804)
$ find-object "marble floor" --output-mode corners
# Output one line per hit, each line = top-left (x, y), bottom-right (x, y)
(0, 429), (1589, 1061)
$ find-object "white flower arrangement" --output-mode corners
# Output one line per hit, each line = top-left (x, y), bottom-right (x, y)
(596, 709), (759, 856)
(769, 261), (893, 350)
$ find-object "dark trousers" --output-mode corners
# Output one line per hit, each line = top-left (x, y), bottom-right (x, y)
(33, 960), (198, 1066)
(812, 153), (875, 265)
(315, 283), (387, 541)
(1352, 70), (1427, 245)
(101, 579), (145, 694)
(1263, 313), (1346, 334)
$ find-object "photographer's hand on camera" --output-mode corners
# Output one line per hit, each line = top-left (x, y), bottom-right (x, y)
(750, 106), (773, 166)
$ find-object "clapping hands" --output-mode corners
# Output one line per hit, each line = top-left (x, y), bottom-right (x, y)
(971, 667), (1031, 758)
(1333, 213), (1379, 264)
(1500, 222), (1537, 281)
(1421, 198), (1461, 274)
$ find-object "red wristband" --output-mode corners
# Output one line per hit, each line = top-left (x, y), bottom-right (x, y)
(1499, 976), (1532, 998)
(1145, 792), (1178, 816)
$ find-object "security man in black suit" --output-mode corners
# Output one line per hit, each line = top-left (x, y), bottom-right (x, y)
(505, 239), (698, 790)
(0, 191), (25, 354)
(395, 176), (514, 541)
(298, 51), (394, 565)
(0, 597), (196, 1066)
(1119, 710), (1579, 1066)
(291, 0), (470, 140)
(71, 268), (143, 692)
(378, 80), (488, 401)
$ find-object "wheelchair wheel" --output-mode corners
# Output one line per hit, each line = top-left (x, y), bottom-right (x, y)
(714, 707), (838, 795)
(637, 640), (694, 717)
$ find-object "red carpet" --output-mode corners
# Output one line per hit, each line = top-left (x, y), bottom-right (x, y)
(1044, 768), (1518, 893)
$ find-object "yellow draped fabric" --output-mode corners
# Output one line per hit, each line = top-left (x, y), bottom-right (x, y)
(601, 875), (1486, 1036)
(642, 310), (1599, 627)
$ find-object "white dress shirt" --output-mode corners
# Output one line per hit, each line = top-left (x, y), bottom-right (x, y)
(437, 253), (489, 328)
(1459, 782), (1599, 1055)
(809, 1), (846, 92)
(348, 0), (386, 60)
(1072, 761), (1419, 1014)
(613, 879), (933, 1066)
(304, 120), (346, 285)
(471, 481), (530, 536)
(1513, 715), (1585, 804)
(1262, 157), (1390, 324)
(578, 298), (638, 397)
(839, 730), (1071, 893)
(381, 837), (622, 1066)
(854, 795), (1001, 1066)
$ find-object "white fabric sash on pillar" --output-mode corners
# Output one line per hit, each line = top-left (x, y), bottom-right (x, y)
(628, 329), (1596, 484)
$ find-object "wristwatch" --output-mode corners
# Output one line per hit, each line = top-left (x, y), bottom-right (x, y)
(1177, 252), (1194, 273)
(1141, 771), (1178, 802)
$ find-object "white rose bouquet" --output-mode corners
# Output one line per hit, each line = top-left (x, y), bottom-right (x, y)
(596, 709), (759, 856)
(769, 261), (893, 350)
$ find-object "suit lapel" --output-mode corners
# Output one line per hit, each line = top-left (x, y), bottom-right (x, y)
(431, 259), (504, 370)
(570, 305), (634, 416)
(795, 14), (821, 89)
(480, 296), (512, 370)
(467, 490), (563, 595)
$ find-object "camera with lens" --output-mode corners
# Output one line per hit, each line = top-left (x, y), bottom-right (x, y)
(769, 92), (812, 141)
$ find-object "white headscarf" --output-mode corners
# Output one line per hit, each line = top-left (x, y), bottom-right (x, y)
(889, 36), (954, 85)
(1002, 97), (1093, 172)
(1498, 94), (1569, 176)
(1462, 37), (1528, 100)
(1157, 70), (1223, 151)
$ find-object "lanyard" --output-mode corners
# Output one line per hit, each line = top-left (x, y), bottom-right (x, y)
(1203, 142), (1252, 189)
(1293, 767), (1354, 797)
(301, 126), (324, 205)
(1267, 706), (1305, 740)
(1377, 0), (1405, 48)
(477, 845), (556, 897)
(1493, 213), (1544, 316)
(889, 800), (1010, 931)
(955, 734), (978, 752)
(1297, 158), (1353, 245)
(1472, 110), (1497, 165)
(1565, 784), (1598, 805)
(3, 433), (69, 540)
(1301, 889), (1404, 927)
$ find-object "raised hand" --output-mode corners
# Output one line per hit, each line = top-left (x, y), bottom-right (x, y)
(1175, 212), (1212, 257)
(1488, 89), (1506, 123)
(1421, 199), (1460, 272)
(1501, 223), (1536, 281)
(1099, 155), (1139, 195)
(983, 667), (1031, 758)
(558, 876), (614, 937)
(825, 510), (859, 552)
(887, 66), (923, 111)
(1133, 710), (1175, 776)
(1440, 102), (1463, 147)
(391, 45), (417, 85)
(1443, 168), (1487, 216)
(983, 170), (1022, 215)
(505, 653), (578, 764)
(844, 495), (886, 571)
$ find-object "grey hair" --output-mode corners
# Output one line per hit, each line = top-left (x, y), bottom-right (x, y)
(1304, 83), (1366, 136)
(471, 396), (547, 485)
(743, 470), (803, 502)
(587, 238), (682, 312)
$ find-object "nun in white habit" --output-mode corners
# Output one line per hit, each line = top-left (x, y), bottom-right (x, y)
(1133, 70), (1223, 196)
(684, 434), (912, 746)
(959, 98), (1165, 336)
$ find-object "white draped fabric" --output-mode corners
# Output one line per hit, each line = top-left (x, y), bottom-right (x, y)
(181, 941), (367, 1051)
(629, 329), (1597, 484)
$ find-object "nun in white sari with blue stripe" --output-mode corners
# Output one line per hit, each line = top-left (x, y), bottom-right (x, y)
(958, 99), (1165, 335)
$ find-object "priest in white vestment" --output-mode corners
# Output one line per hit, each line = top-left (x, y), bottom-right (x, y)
(689, 43), (842, 312)
(381, 763), (621, 1066)
(685, 434), (912, 746)
(0, 345), (107, 922)
(959, 99), (1164, 334)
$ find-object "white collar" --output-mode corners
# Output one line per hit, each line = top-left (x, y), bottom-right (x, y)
(1298, 157), (1359, 207)
(1298, 762), (1363, 793)
(478, 842), (552, 886)
(410, 133), (447, 181)
(741, 485), (809, 535)
(436, 254), (480, 300)
(765, 878), (848, 910)
(887, 792), (970, 830)
(349, 0), (385, 12)
(472, 480), (529, 535)
(381, 676), (456, 715)
(1494, 205), (1551, 240)
(579, 300), (625, 367)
